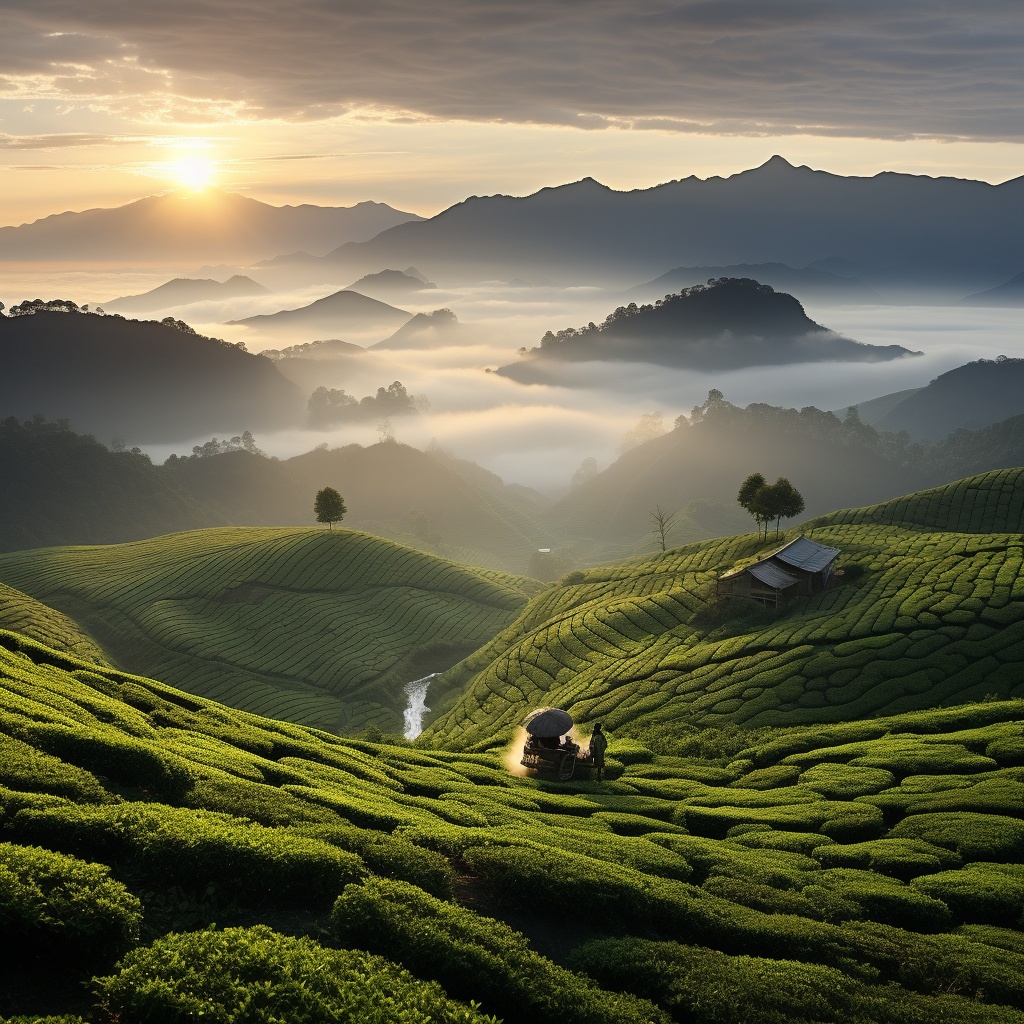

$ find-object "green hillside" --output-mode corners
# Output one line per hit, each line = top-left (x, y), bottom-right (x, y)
(0, 583), (109, 666)
(0, 528), (539, 734)
(3, 632), (1024, 1022)
(425, 469), (1024, 748)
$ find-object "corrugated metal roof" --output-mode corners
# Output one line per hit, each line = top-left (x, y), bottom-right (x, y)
(774, 535), (841, 573)
(747, 561), (800, 588)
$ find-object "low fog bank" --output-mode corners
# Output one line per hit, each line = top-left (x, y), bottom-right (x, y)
(3, 264), (1021, 497)
(132, 302), (1023, 498)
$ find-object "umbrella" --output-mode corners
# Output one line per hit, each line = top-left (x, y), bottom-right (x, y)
(523, 707), (574, 737)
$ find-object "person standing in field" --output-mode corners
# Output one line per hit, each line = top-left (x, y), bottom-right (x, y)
(589, 722), (608, 781)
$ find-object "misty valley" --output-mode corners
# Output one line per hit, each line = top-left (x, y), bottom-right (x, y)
(2, 157), (1024, 1024)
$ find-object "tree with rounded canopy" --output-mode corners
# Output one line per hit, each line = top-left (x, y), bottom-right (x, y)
(314, 486), (347, 530)
(737, 472), (768, 536)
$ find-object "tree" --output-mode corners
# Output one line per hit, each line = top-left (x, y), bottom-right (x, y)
(765, 477), (805, 537)
(314, 487), (347, 530)
(649, 504), (673, 551)
(737, 473), (768, 536)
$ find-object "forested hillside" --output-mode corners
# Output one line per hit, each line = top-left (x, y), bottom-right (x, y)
(426, 469), (1024, 747)
(0, 528), (540, 734)
(0, 310), (301, 442)
(3, 628), (1024, 1022)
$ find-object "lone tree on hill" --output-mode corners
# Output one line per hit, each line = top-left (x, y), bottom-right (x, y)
(314, 487), (347, 530)
(649, 504), (673, 551)
(737, 473), (768, 536)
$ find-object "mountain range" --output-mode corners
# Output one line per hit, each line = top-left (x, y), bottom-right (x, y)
(256, 157), (1024, 294)
(0, 187), (423, 264)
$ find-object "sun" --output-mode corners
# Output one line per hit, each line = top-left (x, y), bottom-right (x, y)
(173, 158), (214, 189)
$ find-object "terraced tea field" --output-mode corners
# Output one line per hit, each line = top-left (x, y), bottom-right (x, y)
(426, 470), (1024, 748)
(0, 582), (109, 666)
(3, 629), (1024, 1022)
(0, 528), (540, 734)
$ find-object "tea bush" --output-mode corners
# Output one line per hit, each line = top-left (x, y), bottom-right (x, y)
(331, 877), (671, 1024)
(8, 803), (365, 903)
(94, 924), (500, 1024)
(567, 937), (1024, 1024)
(0, 842), (141, 960)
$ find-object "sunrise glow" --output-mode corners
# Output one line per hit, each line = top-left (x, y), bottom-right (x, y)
(173, 158), (214, 189)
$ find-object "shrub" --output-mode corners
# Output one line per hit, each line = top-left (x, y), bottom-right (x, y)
(94, 924), (499, 1024)
(292, 823), (456, 898)
(184, 777), (340, 826)
(567, 937), (1024, 1024)
(813, 869), (952, 932)
(813, 839), (962, 880)
(8, 803), (365, 903)
(912, 864), (1024, 924)
(0, 842), (141, 961)
(797, 763), (895, 798)
(0, 734), (109, 803)
(331, 877), (671, 1024)
(889, 813), (1024, 862)
(20, 723), (194, 800)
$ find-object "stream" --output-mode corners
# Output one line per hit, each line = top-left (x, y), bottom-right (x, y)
(403, 673), (439, 739)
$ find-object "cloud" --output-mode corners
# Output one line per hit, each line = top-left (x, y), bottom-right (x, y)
(0, 1), (1020, 141)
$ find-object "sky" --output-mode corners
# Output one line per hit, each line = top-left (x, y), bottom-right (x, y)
(1, 0), (1022, 223)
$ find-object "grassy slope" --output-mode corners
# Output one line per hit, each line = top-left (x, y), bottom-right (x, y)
(166, 441), (550, 573)
(425, 469), (1024, 748)
(0, 582), (109, 666)
(3, 632), (1024, 1021)
(0, 527), (540, 734)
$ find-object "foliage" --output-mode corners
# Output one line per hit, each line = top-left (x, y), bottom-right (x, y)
(568, 937), (1024, 1024)
(8, 803), (366, 903)
(332, 877), (671, 1024)
(0, 841), (141, 959)
(0, 527), (535, 733)
(95, 925), (499, 1024)
(314, 486), (347, 528)
(426, 468), (1024, 747)
(3, 626), (1024, 1018)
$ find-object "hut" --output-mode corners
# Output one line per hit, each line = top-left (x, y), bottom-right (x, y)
(716, 535), (841, 607)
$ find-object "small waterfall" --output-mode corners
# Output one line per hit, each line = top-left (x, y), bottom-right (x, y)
(403, 673), (439, 740)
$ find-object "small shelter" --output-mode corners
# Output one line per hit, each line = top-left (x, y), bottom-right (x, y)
(716, 535), (841, 607)
(519, 707), (594, 780)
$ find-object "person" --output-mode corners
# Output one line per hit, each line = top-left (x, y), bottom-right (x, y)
(589, 722), (608, 781)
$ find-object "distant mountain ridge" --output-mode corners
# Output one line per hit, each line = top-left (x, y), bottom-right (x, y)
(0, 186), (423, 264)
(106, 275), (269, 313)
(258, 157), (1024, 293)
(960, 271), (1024, 307)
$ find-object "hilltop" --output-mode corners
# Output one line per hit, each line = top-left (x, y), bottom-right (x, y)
(874, 357), (1024, 438)
(0, 186), (422, 263)
(227, 289), (411, 340)
(3, 624), (1024, 1022)
(498, 278), (916, 378)
(0, 581), (109, 664)
(369, 308), (469, 350)
(627, 262), (878, 304)
(425, 468), (1024, 747)
(165, 440), (551, 571)
(0, 310), (302, 443)
(105, 275), (269, 313)
(0, 528), (540, 734)
(346, 268), (437, 299)
(962, 271), (1024, 306)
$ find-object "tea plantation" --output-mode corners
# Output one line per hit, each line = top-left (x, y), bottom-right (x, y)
(424, 469), (1024, 748)
(0, 528), (540, 735)
(3, 629), (1024, 1022)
